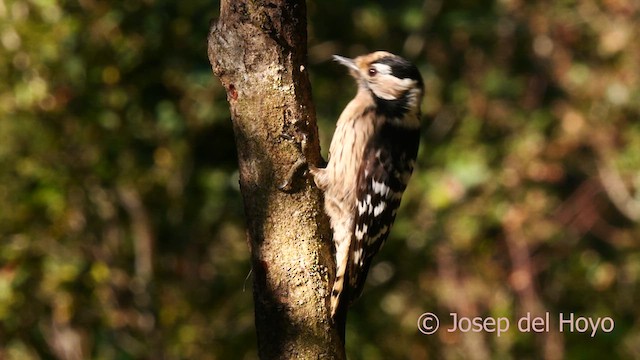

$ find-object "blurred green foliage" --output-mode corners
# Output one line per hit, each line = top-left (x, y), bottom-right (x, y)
(1, 0), (639, 359)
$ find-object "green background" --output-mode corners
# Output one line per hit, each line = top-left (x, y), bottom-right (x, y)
(1, 0), (639, 358)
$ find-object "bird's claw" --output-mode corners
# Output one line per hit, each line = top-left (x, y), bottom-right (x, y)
(278, 128), (311, 192)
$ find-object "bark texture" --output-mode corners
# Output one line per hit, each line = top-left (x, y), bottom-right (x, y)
(208, 1), (345, 358)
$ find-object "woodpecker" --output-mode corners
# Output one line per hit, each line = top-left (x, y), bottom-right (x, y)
(308, 51), (424, 318)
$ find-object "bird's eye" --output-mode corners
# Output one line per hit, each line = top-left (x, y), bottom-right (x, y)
(368, 67), (377, 76)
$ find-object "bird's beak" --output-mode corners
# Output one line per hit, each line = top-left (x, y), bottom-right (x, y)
(332, 55), (359, 72)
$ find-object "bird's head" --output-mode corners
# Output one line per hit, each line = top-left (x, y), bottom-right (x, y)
(333, 51), (424, 115)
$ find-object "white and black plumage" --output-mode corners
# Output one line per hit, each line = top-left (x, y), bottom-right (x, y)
(308, 51), (424, 317)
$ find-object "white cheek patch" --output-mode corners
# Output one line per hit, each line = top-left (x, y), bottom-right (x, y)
(372, 63), (392, 75)
(371, 77), (418, 100)
(395, 77), (418, 90)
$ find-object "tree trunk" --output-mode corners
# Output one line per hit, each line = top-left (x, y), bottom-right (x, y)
(207, 1), (345, 358)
